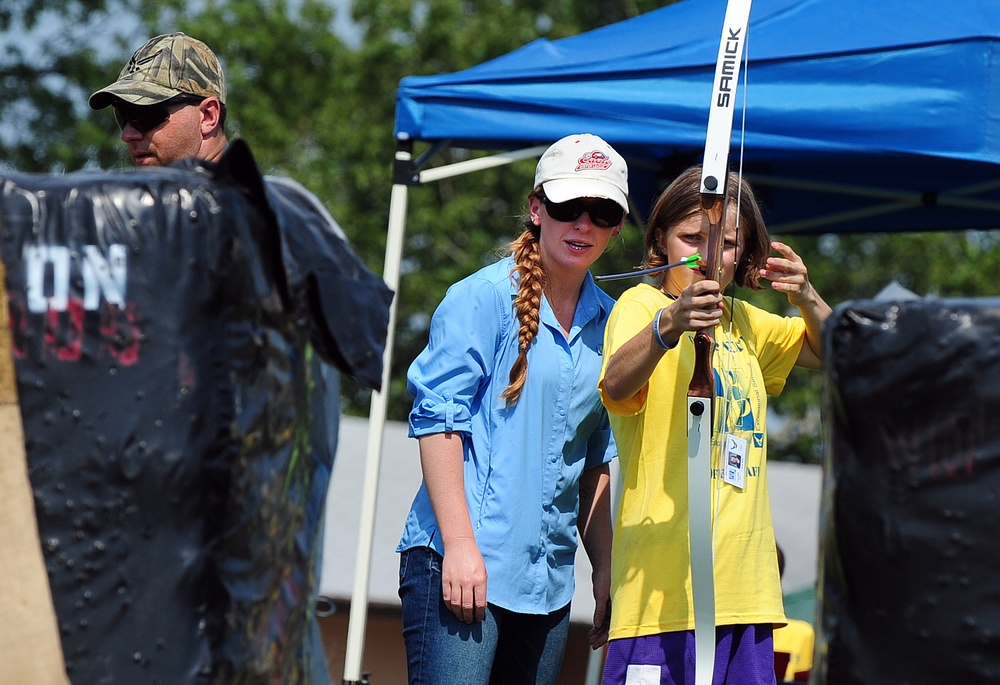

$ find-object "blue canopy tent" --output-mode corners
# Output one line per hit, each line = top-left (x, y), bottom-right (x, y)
(343, 1), (1000, 682)
(392, 0), (1000, 234)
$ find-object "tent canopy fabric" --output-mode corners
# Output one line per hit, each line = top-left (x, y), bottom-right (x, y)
(394, 0), (1000, 234)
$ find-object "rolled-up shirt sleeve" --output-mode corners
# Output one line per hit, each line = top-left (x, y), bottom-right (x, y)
(407, 275), (505, 437)
(584, 413), (616, 471)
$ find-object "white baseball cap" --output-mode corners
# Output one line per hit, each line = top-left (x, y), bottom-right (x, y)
(534, 133), (629, 213)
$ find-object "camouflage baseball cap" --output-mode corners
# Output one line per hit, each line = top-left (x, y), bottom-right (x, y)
(89, 32), (226, 110)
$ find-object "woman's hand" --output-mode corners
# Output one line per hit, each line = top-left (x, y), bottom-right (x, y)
(441, 537), (488, 624)
(418, 432), (488, 624)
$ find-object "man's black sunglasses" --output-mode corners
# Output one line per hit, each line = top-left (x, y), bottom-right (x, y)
(542, 196), (625, 228)
(112, 95), (205, 134)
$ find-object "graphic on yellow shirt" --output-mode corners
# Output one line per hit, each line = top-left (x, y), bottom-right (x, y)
(717, 332), (763, 450)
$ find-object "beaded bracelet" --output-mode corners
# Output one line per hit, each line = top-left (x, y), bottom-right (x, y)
(653, 308), (676, 350)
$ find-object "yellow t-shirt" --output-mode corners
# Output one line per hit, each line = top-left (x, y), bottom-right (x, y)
(773, 618), (815, 681)
(600, 283), (806, 639)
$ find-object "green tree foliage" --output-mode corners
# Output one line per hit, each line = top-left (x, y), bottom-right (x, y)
(5, 0), (1000, 464)
(0, 0), (130, 171)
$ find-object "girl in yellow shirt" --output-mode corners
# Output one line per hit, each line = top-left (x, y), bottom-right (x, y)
(599, 166), (830, 685)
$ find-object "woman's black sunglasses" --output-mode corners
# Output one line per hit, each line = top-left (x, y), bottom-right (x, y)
(542, 196), (625, 228)
(112, 95), (205, 134)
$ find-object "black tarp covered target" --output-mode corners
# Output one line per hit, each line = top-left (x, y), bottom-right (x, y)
(0, 140), (391, 684)
(818, 298), (1000, 685)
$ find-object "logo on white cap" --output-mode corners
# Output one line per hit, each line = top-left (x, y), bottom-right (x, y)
(575, 151), (613, 172)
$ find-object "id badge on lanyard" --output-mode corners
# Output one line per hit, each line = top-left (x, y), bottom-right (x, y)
(722, 433), (748, 490)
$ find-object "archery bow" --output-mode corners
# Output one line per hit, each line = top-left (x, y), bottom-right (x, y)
(687, 2), (752, 684)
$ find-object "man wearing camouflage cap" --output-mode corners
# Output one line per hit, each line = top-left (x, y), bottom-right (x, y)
(90, 32), (228, 167)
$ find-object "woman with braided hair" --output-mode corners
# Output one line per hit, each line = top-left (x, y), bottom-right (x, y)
(397, 134), (628, 685)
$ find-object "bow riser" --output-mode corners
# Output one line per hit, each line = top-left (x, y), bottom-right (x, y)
(688, 193), (728, 403)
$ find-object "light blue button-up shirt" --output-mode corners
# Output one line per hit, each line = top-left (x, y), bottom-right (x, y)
(397, 256), (616, 615)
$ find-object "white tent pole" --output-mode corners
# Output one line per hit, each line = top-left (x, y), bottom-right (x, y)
(417, 145), (547, 183)
(342, 143), (411, 685)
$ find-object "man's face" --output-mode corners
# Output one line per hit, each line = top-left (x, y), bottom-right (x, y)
(114, 98), (208, 167)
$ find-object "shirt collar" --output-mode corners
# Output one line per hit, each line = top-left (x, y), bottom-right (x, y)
(506, 258), (611, 322)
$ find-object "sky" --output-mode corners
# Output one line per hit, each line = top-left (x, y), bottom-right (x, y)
(0, 1), (358, 64)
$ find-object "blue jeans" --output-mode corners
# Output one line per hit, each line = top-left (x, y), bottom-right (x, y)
(398, 546), (571, 685)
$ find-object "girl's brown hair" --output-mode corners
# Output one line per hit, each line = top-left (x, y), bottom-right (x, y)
(644, 166), (770, 290)
(501, 191), (547, 406)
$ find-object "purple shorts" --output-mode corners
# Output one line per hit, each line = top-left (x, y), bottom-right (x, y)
(602, 624), (776, 685)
